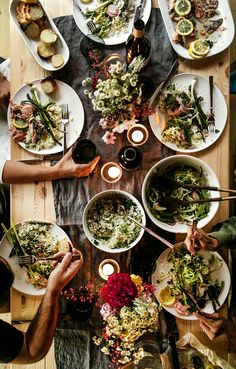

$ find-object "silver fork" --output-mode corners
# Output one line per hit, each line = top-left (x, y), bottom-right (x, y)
(73, 0), (97, 34)
(208, 75), (215, 134)
(17, 254), (81, 265)
(61, 104), (69, 156)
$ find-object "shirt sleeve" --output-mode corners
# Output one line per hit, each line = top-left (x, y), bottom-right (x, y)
(209, 216), (236, 247)
(0, 319), (24, 363)
(0, 159), (6, 184)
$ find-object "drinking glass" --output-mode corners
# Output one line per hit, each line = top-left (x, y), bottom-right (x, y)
(80, 34), (105, 66)
(72, 138), (97, 164)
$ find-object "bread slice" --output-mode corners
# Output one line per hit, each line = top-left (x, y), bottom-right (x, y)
(25, 4), (44, 21)
(40, 77), (57, 94)
(37, 42), (55, 58)
(51, 54), (64, 68)
(40, 29), (57, 45)
(24, 21), (40, 38)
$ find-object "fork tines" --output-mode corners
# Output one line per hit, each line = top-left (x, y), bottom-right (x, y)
(73, 0), (97, 34)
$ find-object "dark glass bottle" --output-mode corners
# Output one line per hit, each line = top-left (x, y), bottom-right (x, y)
(118, 146), (142, 171)
(126, 19), (151, 66)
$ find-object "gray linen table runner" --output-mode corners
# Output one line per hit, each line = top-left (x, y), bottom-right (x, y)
(53, 9), (177, 369)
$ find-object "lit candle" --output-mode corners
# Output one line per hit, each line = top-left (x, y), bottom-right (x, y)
(131, 129), (144, 143)
(102, 263), (114, 276)
(107, 166), (120, 179)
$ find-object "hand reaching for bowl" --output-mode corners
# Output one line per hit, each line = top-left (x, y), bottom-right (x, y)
(193, 311), (227, 340)
(184, 225), (219, 254)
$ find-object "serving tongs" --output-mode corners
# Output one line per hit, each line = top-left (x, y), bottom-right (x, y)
(17, 254), (81, 265)
(152, 175), (236, 194)
(159, 195), (236, 211)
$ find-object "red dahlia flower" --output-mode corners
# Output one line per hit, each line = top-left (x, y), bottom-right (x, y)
(101, 273), (138, 309)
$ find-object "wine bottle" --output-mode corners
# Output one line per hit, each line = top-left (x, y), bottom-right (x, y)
(126, 19), (151, 66)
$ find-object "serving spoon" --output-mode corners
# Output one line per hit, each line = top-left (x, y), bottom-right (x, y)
(159, 195), (236, 211)
(152, 175), (236, 194)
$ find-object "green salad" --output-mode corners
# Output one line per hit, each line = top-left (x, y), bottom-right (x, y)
(146, 163), (210, 224)
(87, 196), (142, 249)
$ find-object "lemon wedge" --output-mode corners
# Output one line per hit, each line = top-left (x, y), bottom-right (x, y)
(176, 18), (194, 36)
(158, 287), (176, 306)
(174, 0), (192, 16)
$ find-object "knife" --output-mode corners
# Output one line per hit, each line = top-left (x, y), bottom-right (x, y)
(18, 154), (63, 164)
(134, 0), (146, 22)
(149, 59), (179, 108)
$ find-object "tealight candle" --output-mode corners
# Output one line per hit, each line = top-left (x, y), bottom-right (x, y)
(127, 124), (149, 146)
(98, 259), (120, 280)
(101, 162), (122, 183)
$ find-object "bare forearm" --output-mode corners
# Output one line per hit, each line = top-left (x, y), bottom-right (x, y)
(2, 161), (59, 184)
(12, 289), (60, 363)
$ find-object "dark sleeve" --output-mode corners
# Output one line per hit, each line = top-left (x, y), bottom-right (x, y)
(209, 216), (236, 247)
(0, 319), (24, 363)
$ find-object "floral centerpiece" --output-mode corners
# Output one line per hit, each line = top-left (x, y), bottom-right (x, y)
(82, 56), (154, 144)
(62, 284), (98, 321)
(93, 273), (159, 367)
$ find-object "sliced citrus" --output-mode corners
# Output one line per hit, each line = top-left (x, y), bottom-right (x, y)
(13, 119), (28, 129)
(176, 18), (194, 36)
(188, 48), (204, 59)
(174, 0), (192, 16)
(158, 287), (176, 306)
(189, 39), (210, 56)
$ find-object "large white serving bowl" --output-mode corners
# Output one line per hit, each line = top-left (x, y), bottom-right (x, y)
(83, 190), (146, 253)
(142, 155), (220, 233)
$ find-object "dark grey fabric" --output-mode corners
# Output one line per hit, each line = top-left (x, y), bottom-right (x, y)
(52, 9), (177, 369)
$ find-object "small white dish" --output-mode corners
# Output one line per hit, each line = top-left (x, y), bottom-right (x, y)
(10, 0), (70, 71)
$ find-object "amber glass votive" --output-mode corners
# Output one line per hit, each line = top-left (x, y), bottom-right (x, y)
(127, 124), (149, 146)
(101, 162), (122, 183)
(98, 259), (120, 280)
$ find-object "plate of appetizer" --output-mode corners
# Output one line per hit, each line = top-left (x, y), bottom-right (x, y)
(158, 0), (235, 59)
(141, 155), (220, 233)
(9, 78), (84, 155)
(10, 0), (69, 71)
(73, 0), (152, 45)
(152, 244), (231, 320)
(0, 220), (73, 295)
(149, 73), (227, 153)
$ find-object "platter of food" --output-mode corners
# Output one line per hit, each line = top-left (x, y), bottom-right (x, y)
(0, 220), (72, 295)
(10, 0), (69, 71)
(8, 79), (84, 155)
(158, 0), (235, 60)
(73, 0), (152, 46)
(141, 155), (219, 233)
(152, 244), (231, 320)
(149, 73), (227, 153)
(83, 190), (146, 253)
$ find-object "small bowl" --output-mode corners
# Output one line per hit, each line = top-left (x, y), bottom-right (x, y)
(142, 155), (220, 233)
(83, 190), (146, 253)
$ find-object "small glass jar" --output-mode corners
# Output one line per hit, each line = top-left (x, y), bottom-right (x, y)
(72, 138), (97, 164)
(118, 146), (142, 171)
(134, 333), (161, 369)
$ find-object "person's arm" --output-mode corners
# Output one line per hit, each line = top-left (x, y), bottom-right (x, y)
(2, 149), (100, 184)
(11, 249), (83, 364)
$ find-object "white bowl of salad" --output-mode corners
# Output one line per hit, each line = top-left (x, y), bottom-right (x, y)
(142, 155), (220, 233)
(83, 190), (146, 253)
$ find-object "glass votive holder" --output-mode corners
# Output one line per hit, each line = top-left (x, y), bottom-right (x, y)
(102, 53), (127, 78)
(127, 124), (149, 146)
(98, 259), (120, 280)
(100, 162), (122, 183)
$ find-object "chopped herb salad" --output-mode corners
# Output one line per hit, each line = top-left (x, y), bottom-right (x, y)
(147, 163), (210, 225)
(86, 196), (142, 249)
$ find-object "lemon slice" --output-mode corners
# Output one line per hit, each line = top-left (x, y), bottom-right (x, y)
(13, 119), (28, 129)
(158, 287), (176, 306)
(176, 19), (194, 36)
(174, 0), (191, 16)
(188, 48), (204, 59)
(189, 39), (210, 56)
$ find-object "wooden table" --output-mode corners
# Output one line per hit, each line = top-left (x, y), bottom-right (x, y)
(9, 0), (231, 367)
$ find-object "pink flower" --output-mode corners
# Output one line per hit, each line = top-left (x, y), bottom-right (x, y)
(100, 302), (116, 320)
(112, 118), (138, 133)
(102, 131), (117, 144)
(101, 273), (138, 309)
(99, 117), (117, 130)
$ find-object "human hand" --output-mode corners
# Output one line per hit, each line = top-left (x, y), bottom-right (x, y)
(184, 225), (219, 254)
(47, 248), (83, 294)
(53, 148), (100, 179)
(193, 311), (227, 340)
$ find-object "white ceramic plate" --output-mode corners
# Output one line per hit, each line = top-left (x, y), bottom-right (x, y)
(149, 73), (227, 153)
(9, 79), (84, 155)
(10, 0), (69, 71)
(0, 220), (72, 296)
(73, 0), (152, 46)
(158, 0), (235, 60)
(152, 247), (231, 320)
(141, 155), (220, 233)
